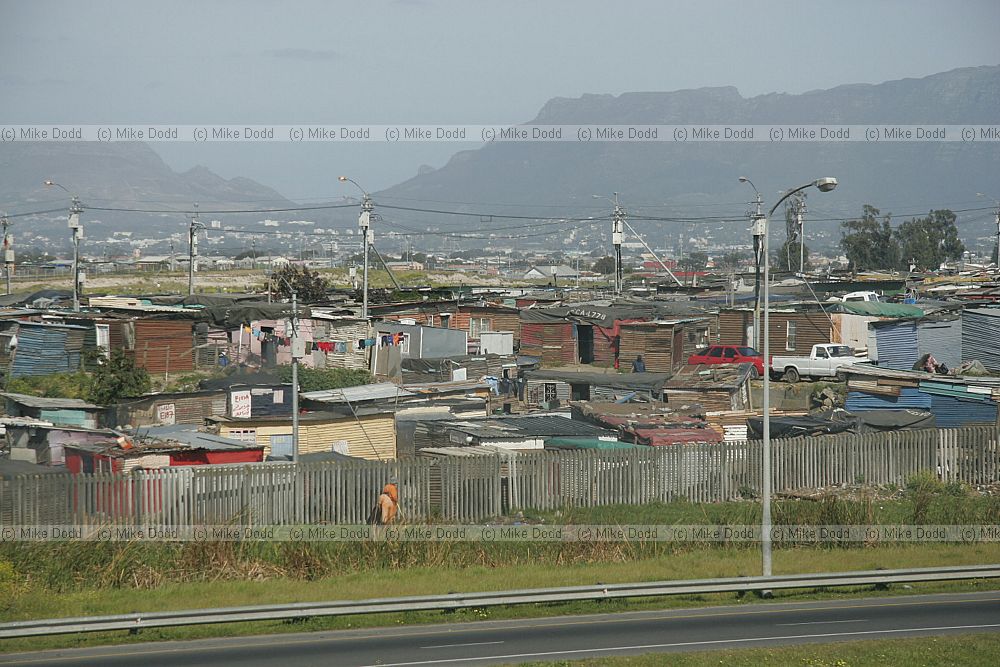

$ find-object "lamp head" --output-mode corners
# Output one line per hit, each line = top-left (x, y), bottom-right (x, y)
(338, 176), (348, 182)
(814, 177), (838, 193)
(44, 180), (55, 186)
(738, 176), (749, 183)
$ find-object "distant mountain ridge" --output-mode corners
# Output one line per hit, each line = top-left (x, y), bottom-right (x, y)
(376, 65), (1000, 244)
(0, 141), (295, 213)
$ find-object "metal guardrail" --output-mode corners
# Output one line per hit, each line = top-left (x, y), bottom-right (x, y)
(1, 564), (998, 638)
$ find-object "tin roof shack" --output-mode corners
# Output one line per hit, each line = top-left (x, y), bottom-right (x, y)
(842, 364), (1000, 428)
(571, 401), (722, 446)
(213, 406), (397, 460)
(522, 369), (671, 407)
(519, 303), (685, 368)
(663, 363), (754, 412)
(4, 321), (88, 378)
(64, 434), (263, 473)
(374, 322), (468, 359)
(308, 313), (369, 370)
(718, 306), (830, 355)
(139, 424), (266, 466)
(828, 301), (925, 354)
(5, 422), (118, 466)
(401, 354), (527, 384)
(1, 393), (104, 429)
(618, 319), (712, 373)
(372, 300), (521, 351)
(129, 318), (196, 377)
(408, 414), (617, 453)
(109, 389), (229, 428)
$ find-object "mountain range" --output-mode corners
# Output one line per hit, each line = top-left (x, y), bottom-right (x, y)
(2, 65), (999, 253)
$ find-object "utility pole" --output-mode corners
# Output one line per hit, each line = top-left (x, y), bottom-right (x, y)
(69, 197), (83, 312)
(339, 176), (374, 319)
(612, 193), (624, 297)
(1, 216), (12, 296)
(995, 205), (1000, 268)
(740, 177), (765, 351)
(188, 203), (203, 296)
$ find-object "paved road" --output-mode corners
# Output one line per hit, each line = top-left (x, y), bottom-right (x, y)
(4, 591), (999, 667)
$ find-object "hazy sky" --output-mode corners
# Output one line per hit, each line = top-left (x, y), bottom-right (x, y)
(2, 0), (999, 199)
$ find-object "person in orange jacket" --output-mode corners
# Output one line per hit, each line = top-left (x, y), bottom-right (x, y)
(369, 480), (399, 525)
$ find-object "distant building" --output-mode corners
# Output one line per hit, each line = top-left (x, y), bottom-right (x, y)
(522, 265), (579, 281)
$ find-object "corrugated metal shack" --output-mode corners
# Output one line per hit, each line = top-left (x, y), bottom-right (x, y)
(1, 392), (104, 429)
(214, 407), (397, 460)
(372, 300), (521, 349)
(962, 308), (1000, 371)
(663, 363), (753, 412)
(6, 321), (88, 378)
(109, 389), (229, 428)
(522, 370), (671, 405)
(842, 365), (999, 427)
(718, 306), (831, 354)
(867, 319), (919, 370)
(618, 319), (711, 373)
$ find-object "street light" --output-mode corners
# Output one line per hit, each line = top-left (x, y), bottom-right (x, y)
(760, 177), (838, 582)
(339, 176), (374, 319)
(738, 177), (765, 351)
(45, 180), (84, 311)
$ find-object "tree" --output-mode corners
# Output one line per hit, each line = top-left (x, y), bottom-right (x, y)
(591, 256), (616, 274)
(269, 264), (330, 303)
(841, 205), (900, 273)
(895, 209), (965, 270)
(87, 350), (151, 405)
(716, 250), (747, 272)
(775, 241), (810, 272)
(679, 251), (708, 285)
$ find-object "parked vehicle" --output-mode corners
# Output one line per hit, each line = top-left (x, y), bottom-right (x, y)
(770, 343), (866, 382)
(688, 344), (765, 378)
(829, 290), (881, 303)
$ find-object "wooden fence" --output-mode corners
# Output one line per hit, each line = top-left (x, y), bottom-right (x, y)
(2, 425), (998, 526)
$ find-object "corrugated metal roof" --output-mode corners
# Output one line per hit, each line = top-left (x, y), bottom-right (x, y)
(929, 394), (998, 428)
(962, 309), (1000, 371)
(302, 383), (415, 403)
(846, 388), (932, 411)
(1, 392), (102, 410)
(140, 424), (262, 451)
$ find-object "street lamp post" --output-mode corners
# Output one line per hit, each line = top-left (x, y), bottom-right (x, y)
(45, 181), (83, 311)
(593, 193), (625, 296)
(738, 177), (765, 351)
(340, 176), (373, 319)
(760, 177), (838, 581)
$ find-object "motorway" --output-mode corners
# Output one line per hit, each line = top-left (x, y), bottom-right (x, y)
(2, 591), (999, 666)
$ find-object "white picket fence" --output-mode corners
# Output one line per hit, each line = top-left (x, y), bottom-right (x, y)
(2, 425), (998, 526)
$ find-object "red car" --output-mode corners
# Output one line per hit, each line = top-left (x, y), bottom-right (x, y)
(687, 345), (765, 378)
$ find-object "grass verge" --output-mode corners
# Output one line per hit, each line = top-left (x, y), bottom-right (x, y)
(509, 632), (1000, 667)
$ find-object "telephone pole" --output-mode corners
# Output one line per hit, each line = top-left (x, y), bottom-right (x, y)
(1, 216), (12, 296)
(612, 193), (624, 296)
(791, 194), (808, 275)
(740, 177), (765, 351)
(188, 203), (203, 295)
(45, 181), (83, 311)
(339, 176), (374, 319)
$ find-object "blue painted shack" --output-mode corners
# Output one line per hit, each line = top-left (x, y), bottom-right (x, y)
(0, 392), (105, 429)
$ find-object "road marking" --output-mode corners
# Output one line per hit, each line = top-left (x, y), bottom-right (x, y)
(420, 641), (504, 649)
(362, 623), (1000, 666)
(778, 618), (867, 626)
(3, 594), (998, 665)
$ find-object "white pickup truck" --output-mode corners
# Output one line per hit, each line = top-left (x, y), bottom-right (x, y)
(770, 344), (867, 382)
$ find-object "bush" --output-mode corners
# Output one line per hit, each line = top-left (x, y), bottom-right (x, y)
(277, 366), (373, 393)
(6, 372), (92, 399)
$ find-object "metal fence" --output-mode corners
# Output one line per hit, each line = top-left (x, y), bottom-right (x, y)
(3, 425), (998, 526)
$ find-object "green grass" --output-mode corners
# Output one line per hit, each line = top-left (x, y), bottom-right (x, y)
(509, 633), (1000, 667)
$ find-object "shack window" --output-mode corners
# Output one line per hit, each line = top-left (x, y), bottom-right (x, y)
(785, 322), (797, 351)
(469, 317), (491, 338)
(227, 428), (257, 444)
(269, 434), (293, 458)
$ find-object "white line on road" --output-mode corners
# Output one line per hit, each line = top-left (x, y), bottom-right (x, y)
(778, 619), (868, 626)
(363, 623), (1000, 666)
(420, 641), (504, 649)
